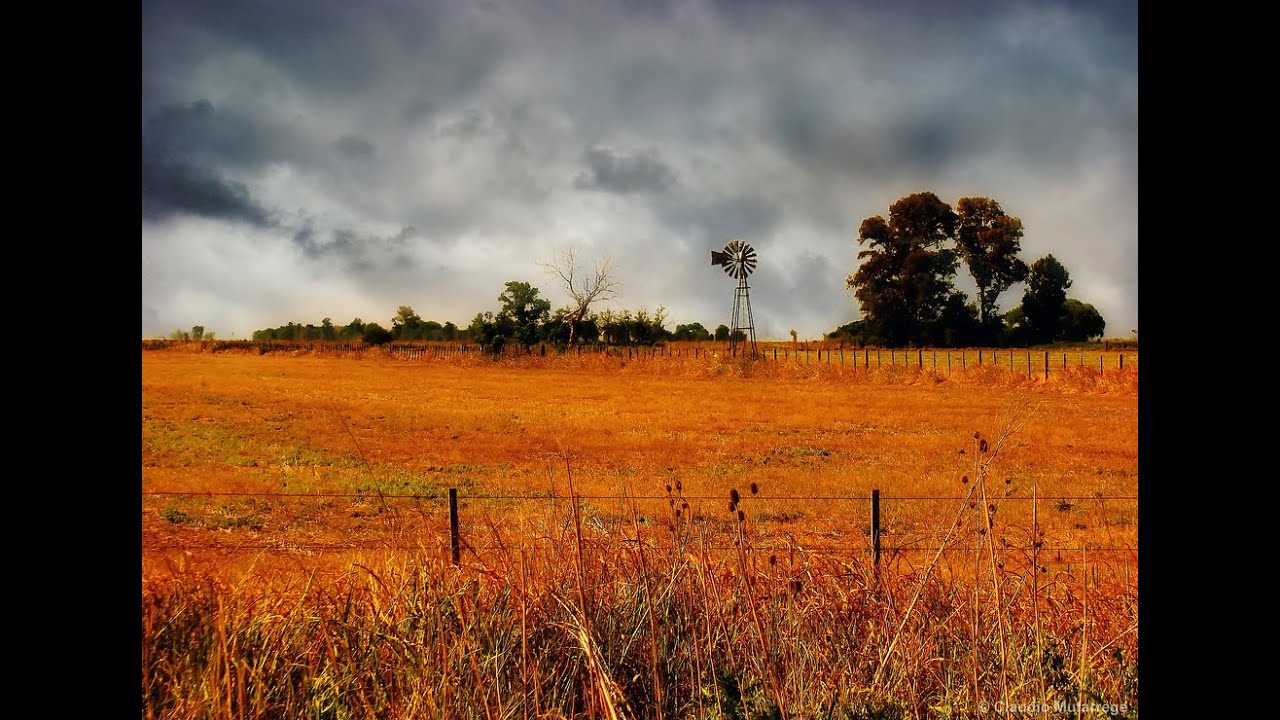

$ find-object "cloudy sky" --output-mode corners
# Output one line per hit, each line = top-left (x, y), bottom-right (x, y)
(141, 0), (1137, 341)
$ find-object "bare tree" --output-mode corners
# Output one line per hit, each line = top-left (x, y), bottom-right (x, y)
(539, 245), (621, 346)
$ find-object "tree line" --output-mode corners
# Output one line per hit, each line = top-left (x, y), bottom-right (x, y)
(224, 191), (1112, 350)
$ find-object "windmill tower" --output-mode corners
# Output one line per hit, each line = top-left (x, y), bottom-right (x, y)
(710, 239), (758, 358)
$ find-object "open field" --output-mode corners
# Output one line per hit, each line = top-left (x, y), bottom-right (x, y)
(142, 348), (1138, 718)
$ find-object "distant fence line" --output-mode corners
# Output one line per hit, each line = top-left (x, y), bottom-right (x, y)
(142, 339), (1138, 376)
(143, 487), (1138, 568)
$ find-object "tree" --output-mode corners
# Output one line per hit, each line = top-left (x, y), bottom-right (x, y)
(362, 322), (393, 345)
(714, 324), (730, 341)
(955, 197), (1028, 331)
(539, 245), (621, 346)
(321, 317), (337, 341)
(672, 322), (712, 341)
(1060, 299), (1106, 342)
(392, 305), (424, 341)
(341, 318), (366, 341)
(847, 192), (961, 346)
(191, 325), (205, 341)
(497, 281), (551, 350)
(1021, 254), (1072, 343)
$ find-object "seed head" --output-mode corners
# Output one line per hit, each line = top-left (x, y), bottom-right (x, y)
(750, 482), (759, 495)
(737, 509), (745, 523)
(980, 439), (989, 454)
(675, 480), (682, 492)
(769, 554), (777, 566)
(730, 489), (741, 504)
(728, 501), (736, 512)
(666, 484), (672, 494)
(962, 475), (969, 484)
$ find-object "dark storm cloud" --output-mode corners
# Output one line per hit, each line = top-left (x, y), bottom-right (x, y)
(293, 223), (417, 271)
(141, 157), (274, 227)
(574, 146), (677, 194)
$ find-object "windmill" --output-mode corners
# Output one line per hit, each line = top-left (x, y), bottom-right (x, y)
(710, 239), (758, 358)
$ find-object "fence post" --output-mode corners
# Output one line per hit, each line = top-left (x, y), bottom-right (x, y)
(1044, 350), (1049, 380)
(979, 350), (983, 365)
(871, 489), (881, 567)
(840, 347), (844, 365)
(1027, 351), (1032, 378)
(961, 350), (965, 369)
(449, 488), (460, 565)
(1120, 354), (1124, 370)
(918, 349), (923, 368)
(1100, 354), (1104, 375)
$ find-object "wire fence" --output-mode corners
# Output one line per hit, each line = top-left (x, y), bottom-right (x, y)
(142, 339), (1138, 377)
(142, 488), (1138, 564)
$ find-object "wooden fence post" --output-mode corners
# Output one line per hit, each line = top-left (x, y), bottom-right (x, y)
(449, 488), (460, 565)
(1044, 350), (1049, 380)
(871, 489), (881, 567)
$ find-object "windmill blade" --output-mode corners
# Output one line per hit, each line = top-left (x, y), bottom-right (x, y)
(711, 249), (730, 267)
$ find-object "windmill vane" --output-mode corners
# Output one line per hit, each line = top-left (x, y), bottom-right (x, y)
(709, 240), (759, 358)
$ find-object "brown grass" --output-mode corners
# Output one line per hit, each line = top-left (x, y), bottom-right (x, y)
(141, 347), (1138, 718)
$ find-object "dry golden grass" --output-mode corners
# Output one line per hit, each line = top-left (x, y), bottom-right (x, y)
(143, 348), (1136, 559)
(141, 347), (1137, 718)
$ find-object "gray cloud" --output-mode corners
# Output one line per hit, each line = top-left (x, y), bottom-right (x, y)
(141, 0), (1137, 340)
(141, 157), (274, 227)
(574, 145), (677, 194)
(333, 135), (376, 160)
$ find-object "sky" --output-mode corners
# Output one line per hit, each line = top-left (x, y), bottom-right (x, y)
(141, 0), (1138, 341)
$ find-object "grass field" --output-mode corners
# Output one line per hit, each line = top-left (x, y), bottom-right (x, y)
(142, 347), (1138, 718)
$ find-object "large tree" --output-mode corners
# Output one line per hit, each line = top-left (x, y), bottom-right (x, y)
(955, 197), (1028, 329)
(497, 281), (551, 350)
(1060, 299), (1106, 342)
(1021, 254), (1072, 343)
(847, 192), (961, 346)
(538, 245), (620, 347)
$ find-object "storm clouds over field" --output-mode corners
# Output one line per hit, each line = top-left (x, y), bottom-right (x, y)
(142, 0), (1137, 340)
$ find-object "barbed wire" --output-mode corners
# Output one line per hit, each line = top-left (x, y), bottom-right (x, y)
(142, 491), (1137, 502)
(142, 542), (1137, 554)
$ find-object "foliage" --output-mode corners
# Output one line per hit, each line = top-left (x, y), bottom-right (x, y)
(361, 322), (393, 345)
(1060, 299), (1106, 342)
(498, 281), (552, 350)
(672, 322), (713, 341)
(847, 192), (961, 346)
(1019, 255), (1072, 344)
(955, 197), (1029, 331)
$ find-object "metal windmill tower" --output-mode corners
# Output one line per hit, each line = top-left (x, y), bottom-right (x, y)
(710, 239), (759, 358)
